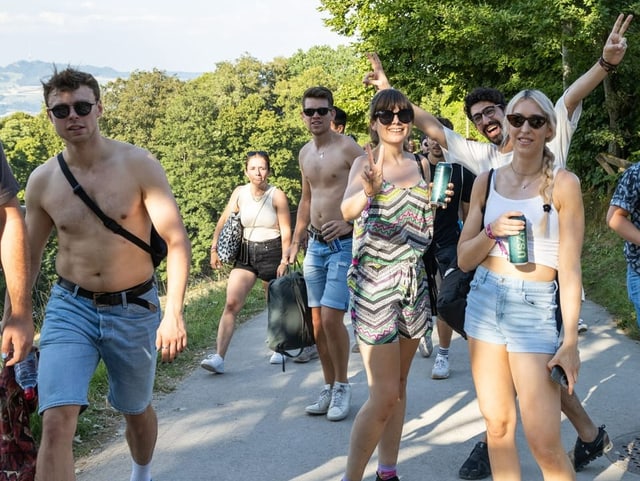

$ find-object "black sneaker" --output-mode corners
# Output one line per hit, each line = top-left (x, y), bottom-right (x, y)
(458, 441), (491, 480)
(572, 425), (612, 471)
(375, 474), (399, 481)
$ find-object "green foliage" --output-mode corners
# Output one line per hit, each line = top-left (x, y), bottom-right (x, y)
(320, 0), (640, 177)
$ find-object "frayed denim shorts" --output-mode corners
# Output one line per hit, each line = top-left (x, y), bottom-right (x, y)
(303, 237), (352, 311)
(38, 282), (161, 415)
(465, 265), (559, 354)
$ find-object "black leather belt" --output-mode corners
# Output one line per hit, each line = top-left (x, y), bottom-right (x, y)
(308, 225), (352, 244)
(57, 277), (157, 312)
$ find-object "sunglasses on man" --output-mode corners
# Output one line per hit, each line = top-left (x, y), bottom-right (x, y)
(506, 114), (547, 129)
(303, 107), (331, 117)
(48, 101), (96, 119)
(374, 108), (414, 125)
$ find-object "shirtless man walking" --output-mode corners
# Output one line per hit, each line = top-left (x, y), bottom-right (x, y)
(287, 86), (364, 421)
(24, 67), (191, 481)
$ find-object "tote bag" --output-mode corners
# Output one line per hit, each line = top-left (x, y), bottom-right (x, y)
(217, 212), (243, 264)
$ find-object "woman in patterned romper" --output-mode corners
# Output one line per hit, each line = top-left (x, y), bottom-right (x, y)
(340, 88), (436, 481)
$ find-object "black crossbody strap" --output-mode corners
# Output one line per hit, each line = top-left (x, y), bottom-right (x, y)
(56, 152), (153, 255)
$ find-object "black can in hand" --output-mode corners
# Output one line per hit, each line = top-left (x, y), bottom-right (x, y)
(508, 215), (528, 265)
(430, 162), (452, 207)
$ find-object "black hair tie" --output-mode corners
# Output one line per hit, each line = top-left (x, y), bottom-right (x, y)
(543, 203), (551, 212)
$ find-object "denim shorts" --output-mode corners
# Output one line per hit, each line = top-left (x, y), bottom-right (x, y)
(464, 266), (559, 353)
(303, 237), (352, 311)
(38, 282), (161, 415)
(627, 265), (640, 329)
(234, 237), (281, 282)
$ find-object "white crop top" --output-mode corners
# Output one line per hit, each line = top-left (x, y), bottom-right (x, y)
(483, 170), (560, 269)
(238, 185), (281, 242)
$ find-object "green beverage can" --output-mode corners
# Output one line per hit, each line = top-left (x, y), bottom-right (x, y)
(430, 162), (452, 207)
(508, 215), (528, 265)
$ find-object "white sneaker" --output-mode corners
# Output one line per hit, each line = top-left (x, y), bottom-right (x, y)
(419, 330), (434, 358)
(270, 352), (286, 364)
(578, 318), (588, 334)
(327, 382), (352, 421)
(200, 353), (224, 374)
(294, 345), (319, 363)
(305, 384), (332, 415)
(431, 353), (450, 379)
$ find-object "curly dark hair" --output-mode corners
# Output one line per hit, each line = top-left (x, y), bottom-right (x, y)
(463, 87), (506, 120)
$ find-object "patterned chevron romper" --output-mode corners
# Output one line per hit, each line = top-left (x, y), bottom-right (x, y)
(348, 176), (434, 344)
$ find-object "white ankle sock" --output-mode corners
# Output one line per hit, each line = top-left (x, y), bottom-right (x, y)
(130, 460), (152, 481)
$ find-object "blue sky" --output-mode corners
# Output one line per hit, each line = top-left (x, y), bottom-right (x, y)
(0, 1), (349, 72)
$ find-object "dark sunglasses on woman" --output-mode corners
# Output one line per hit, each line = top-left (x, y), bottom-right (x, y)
(506, 114), (547, 129)
(375, 108), (414, 125)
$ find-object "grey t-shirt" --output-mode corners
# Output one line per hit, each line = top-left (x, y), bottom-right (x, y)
(0, 144), (19, 205)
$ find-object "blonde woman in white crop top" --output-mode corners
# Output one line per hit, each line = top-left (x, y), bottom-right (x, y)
(458, 90), (584, 481)
(202, 151), (291, 373)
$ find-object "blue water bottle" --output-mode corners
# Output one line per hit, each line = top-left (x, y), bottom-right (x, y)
(14, 350), (38, 401)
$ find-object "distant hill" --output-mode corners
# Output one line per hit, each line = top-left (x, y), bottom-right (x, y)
(0, 60), (201, 117)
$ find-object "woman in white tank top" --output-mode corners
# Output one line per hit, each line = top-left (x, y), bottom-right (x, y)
(202, 151), (292, 373)
(458, 90), (584, 481)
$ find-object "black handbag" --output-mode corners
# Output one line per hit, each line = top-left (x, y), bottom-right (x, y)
(57, 153), (167, 268)
(436, 169), (493, 339)
(266, 264), (314, 371)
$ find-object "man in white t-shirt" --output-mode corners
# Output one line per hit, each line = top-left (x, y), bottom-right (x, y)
(364, 12), (632, 479)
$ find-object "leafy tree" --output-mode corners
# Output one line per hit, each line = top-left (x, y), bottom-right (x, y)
(100, 69), (184, 153)
(319, 0), (640, 186)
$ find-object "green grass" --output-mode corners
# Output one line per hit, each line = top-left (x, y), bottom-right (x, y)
(32, 190), (639, 457)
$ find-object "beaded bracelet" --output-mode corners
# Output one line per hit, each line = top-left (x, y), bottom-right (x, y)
(598, 56), (618, 74)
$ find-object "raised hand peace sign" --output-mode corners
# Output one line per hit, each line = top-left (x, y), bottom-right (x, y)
(361, 143), (384, 197)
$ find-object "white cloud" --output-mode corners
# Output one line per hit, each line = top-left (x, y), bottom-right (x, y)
(0, 0), (349, 71)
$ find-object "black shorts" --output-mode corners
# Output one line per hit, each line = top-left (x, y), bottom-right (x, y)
(234, 237), (282, 282)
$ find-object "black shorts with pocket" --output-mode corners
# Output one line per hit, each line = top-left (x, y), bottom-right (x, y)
(234, 237), (282, 282)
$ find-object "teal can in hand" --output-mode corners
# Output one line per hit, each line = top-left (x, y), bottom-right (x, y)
(430, 162), (452, 207)
(508, 215), (528, 265)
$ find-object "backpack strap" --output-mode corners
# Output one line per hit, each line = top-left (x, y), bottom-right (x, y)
(56, 152), (154, 255)
(481, 168), (494, 226)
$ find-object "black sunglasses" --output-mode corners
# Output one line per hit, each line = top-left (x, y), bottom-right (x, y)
(48, 101), (95, 119)
(375, 108), (414, 125)
(303, 107), (331, 117)
(471, 104), (502, 125)
(247, 150), (269, 158)
(506, 114), (547, 129)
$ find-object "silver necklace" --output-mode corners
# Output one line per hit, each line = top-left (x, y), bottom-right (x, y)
(510, 163), (541, 190)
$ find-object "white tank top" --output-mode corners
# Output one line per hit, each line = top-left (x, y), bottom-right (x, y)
(238, 185), (281, 242)
(484, 170), (560, 269)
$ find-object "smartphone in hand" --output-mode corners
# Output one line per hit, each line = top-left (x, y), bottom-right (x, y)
(550, 365), (568, 388)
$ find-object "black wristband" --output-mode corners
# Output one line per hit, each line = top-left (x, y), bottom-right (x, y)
(598, 56), (618, 73)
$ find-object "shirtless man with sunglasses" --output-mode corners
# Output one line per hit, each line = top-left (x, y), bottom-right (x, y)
(364, 12), (632, 479)
(286, 86), (364, 422)
(21, 67), (191, 481)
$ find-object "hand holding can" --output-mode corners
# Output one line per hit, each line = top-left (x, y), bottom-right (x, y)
(430, 162), (452, 207)
(508, 215), (528, 265)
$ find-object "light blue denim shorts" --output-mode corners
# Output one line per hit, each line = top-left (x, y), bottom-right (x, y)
(38, 282), (161, 415)
(303, 237), (352, 311)
(465, 265), (559, 353)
